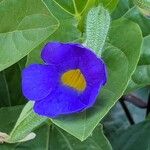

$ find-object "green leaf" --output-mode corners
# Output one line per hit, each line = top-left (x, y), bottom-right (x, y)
(0, 106), (23, 133)
(112, 120), (150, 150)
(7, 102), (47, 143)
(111, 0), (133, 19)
(98, 0), (119, 12)
(0, 0), (59, 71)
(0, 106), (112, 150)
(0, 72), (11, 107)
(85, 6), (110, 55)
(51, 18), (142, 141)
(124, 7), (150, 36)
(133, 0), (150, 17)
(26, 0), (85, 65)
(102, 102), (130, 140)
(126, 35), (150, 93)
(48, 125), (112, 150)
(112, 1), (150, 36)
(43, 0), (96, 22)
(0, 58), (26, 108)
(103, 87), (148, 140)
(42, 0), (82, 42)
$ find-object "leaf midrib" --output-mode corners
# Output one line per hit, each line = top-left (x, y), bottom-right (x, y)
(0, 25), (59, 35)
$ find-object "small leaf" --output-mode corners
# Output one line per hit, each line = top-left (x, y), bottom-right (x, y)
(18, 132), (36, 142)
(0, 132), (9, 144)
(85, 6), (110, 55)
(7, 102), (47, 143)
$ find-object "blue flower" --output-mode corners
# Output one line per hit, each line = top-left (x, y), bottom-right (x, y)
(22, 42), (107, 118)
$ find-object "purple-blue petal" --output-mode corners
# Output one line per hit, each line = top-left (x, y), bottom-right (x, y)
(79, 85), (103, 108)
(22, 42), (107, 118)
(34, 85), (86, 117)
(22, 64), (59, 100)
(42, 42), (107, 107)
(41, 42), (73, 65)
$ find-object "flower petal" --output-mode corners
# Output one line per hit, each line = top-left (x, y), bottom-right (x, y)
(22, 64), (58, 100)
(79, 85), (103, 108)
(24, 42), (107, 117)
(41, 42), (73, 65)
(79, 58), (107, 107)
(41, 42), (107, 77)
(78, 49), (107, 86)
(33, 85), (86, 117)
(41, 42), (107, 110)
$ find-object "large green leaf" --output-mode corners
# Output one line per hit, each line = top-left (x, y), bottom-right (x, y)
(42, 0), (85, 42)
(126, 35), (150, 93)
(26, 0), (118, 65)
(112, 120), (150, 150)
(0, 106), (112, 150)
(0, 0), (59, 71)
(51, 18), (142, 141)
(26, 0), (85, 65)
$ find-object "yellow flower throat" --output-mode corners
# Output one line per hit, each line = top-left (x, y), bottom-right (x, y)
(61, 69), (86, 92)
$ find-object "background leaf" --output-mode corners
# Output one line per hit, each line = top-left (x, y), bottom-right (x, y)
(126, 35), (150, 93)
(97, 0), (119, 12)
(103, 87), (149, 141)
(112, 120), (150, 150)
(0, 0), (59, 71)
(0, 58), (26, 108)
(124, 7), (150, 36)
(111, 0), (133, 19)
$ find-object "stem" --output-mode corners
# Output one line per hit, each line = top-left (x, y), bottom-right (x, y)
(120, 98), (135, 125)
(146, 91), (150, 116)
(124, 94), (147, 109)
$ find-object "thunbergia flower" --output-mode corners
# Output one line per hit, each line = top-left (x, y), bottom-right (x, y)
(22, 42), (107, 118)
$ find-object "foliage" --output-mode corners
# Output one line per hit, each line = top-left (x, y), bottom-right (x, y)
(0, 106), (112, 150)
(0, 0), (150, 149)
(112, 120), (150, 150)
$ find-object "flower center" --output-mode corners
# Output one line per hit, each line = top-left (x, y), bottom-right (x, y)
(61, 69), (86, 92)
